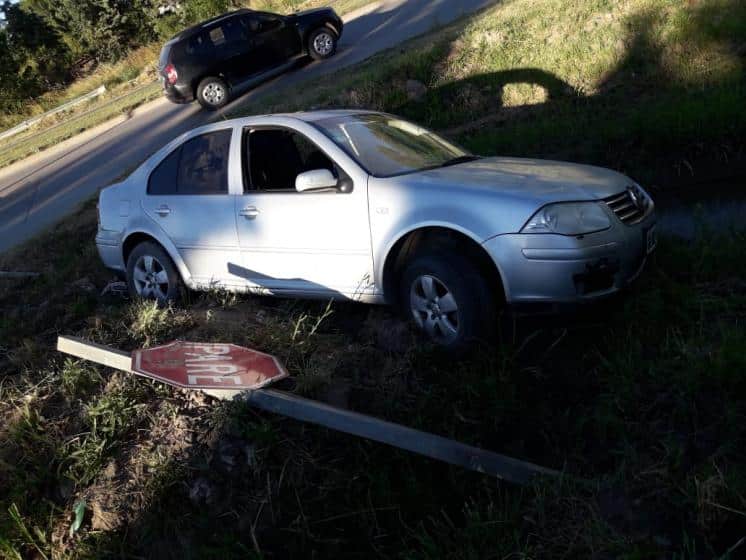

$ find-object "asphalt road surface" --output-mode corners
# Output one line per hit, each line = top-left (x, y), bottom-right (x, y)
(0, 0), (496, 255)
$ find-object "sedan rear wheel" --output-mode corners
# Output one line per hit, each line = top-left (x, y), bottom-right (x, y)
(126, 242), (180, 303)
(400, 254), (494, 350)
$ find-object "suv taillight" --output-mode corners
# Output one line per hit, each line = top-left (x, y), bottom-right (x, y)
(164, 63), (178, 85)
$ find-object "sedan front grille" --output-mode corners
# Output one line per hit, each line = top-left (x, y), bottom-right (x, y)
(603, 186), (649, 225)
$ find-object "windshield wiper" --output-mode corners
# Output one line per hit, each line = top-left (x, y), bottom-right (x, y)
(439, 155), (482, 167)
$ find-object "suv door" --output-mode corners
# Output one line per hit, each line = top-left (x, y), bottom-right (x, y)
(205, 17), (263, 83)
(242, 13), (302, 67)
(234, 126), (373, 298)
(142, 129), (240, 287)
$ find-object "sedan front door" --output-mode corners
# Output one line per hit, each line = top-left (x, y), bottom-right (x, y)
(233, 126), (374, 299)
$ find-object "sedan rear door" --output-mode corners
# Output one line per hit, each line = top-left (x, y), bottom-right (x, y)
(141, 128), (240, 287)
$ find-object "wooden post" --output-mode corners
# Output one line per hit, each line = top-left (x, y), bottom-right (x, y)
(57, 336), (560, 485)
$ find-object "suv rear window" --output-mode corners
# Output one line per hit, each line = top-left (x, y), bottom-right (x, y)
(148, 129), (232, 195)
(158, 43), (172, 70)
(185, 32), (210, 57)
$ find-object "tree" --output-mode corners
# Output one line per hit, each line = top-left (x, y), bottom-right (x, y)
(24, 0), (158, 62)
(2, 0), (71, 85)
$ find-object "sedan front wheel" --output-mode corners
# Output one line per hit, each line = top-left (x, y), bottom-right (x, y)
(399, 254), (495, 350)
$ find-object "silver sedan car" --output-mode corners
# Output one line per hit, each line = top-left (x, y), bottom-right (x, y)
(96, 110), (656, 349)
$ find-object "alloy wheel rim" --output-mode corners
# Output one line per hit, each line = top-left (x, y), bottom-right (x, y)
(313, 32), (334, 55)
(410, 274), (460, 344)
(203, 82), (225, 105)
(133, 255), (169, 300)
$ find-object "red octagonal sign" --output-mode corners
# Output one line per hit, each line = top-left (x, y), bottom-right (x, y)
(132, 341), (288, 390)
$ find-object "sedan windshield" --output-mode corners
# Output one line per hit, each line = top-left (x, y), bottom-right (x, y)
(312, 113), (475, 177)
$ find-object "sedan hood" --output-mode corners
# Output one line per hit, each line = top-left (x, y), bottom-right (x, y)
(414, 157), (632, 202)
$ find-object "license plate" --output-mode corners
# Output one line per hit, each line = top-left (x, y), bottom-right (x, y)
(645, 225), (657, 254)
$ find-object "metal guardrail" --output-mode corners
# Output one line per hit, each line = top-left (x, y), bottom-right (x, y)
(0, 85), (107, 142)
(0, 80), (160, 162)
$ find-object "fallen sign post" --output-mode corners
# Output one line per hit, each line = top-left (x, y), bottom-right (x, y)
(57, 336), (560, 485)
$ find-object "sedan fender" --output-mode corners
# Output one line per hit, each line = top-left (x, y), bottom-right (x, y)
(121, 218), (194, 289)
(368, 178), (521, 291)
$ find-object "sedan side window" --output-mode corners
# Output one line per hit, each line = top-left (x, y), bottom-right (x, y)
(148, 147), (180, 195)
(244, 128), (341, 192)
(178, 130), (231, 194)
(147, 129), (231, 195)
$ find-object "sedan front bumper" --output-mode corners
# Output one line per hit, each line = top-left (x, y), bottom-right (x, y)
(482, 211), (656, 305)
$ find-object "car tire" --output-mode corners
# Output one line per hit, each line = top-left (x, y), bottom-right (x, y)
(308, 27), (337, 60)
(126, 242), (181, 304)
(399, 253), (495, 350)
(196, 76), (230, 110)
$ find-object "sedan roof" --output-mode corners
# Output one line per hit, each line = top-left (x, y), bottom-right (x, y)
(278, 109), (380, 122)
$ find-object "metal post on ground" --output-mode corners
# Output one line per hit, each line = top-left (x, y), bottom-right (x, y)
(56, 335), (561, 485)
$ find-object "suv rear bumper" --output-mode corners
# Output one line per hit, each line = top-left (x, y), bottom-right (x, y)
(163, 82), (194, 104)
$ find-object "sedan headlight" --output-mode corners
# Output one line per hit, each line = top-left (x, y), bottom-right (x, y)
(521, 202), (611, 235)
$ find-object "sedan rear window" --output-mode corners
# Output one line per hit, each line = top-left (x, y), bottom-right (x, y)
(312, 113), (468, 177)
(148, 129), (232, 195)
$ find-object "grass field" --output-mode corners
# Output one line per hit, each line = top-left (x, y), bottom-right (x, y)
(1, 0), (746, 558)
(233, 0), (746, 188)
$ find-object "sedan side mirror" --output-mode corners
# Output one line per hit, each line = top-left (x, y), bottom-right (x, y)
(295, 169), (339, 192)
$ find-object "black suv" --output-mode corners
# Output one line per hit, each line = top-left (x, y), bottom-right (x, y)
(159, 8), (343, 109)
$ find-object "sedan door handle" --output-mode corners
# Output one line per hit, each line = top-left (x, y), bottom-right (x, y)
(155, 205), (171, 217)
(240, 206), (260, 219)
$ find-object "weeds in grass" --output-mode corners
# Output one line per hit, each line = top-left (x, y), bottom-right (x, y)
(2, 219), (744, 557)
(60, 377), (149, 487)
(7, 503), (48, 560)
(60, 359), (103, 401)
(127, 299), (195, 347)
(291, 300), (334, 344)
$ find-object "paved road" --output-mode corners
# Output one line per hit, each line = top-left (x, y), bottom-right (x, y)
(0, 0), (496, 255)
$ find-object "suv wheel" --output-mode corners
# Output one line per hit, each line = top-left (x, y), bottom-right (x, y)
(308, 28), (337, 60)
(399, 253), (494, 349)
(126, 242), (181, 303)
(196, 76), (229, 110)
